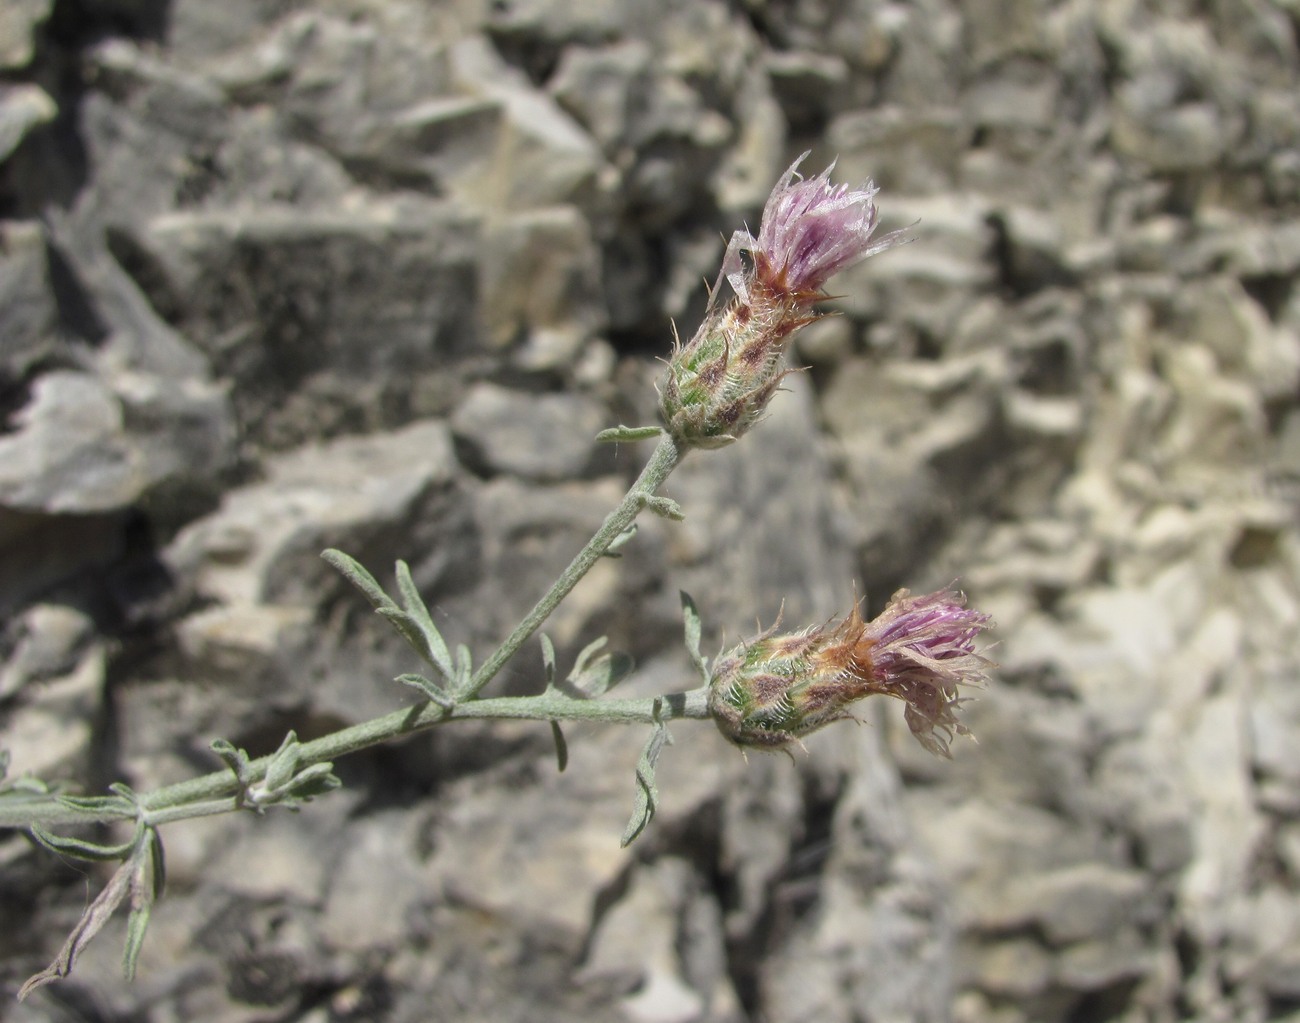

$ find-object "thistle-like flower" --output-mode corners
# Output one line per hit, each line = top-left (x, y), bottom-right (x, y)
(708, 589), (994, 757)
(658, 153), (903, 449)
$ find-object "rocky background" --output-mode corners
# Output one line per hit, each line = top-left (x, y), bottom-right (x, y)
(2, 0), (1299, 1020)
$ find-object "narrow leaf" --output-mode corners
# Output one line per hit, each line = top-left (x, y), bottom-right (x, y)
(540, 634), (557, 688)
(122, 899), (151, 983)
(28, 826), (135, 862)
(374, 606), (430, 659)
(396, 673), (456, 709)
(596, 425), (663, 443)
(55, 793), (135, 819)
(566, 650), (635, 699)
(680, 591), (708, 682)
(571, 636), (608, 678)
(19, 854), (134, 999)
(262, 732), (301, 793)
(642, 495), (684, 521)
(210, 738), (252, 787)
(321, 549), (394, 611)
(122, 831), (162, 982)
(603, 523), (637, 558)
(550, 721), (569, 773)
(146, 827), (166, 902)
(454, 644), (473, 694)
(620, 701), (673, 847)
(285, 763), (343, 801)
(395, 560), (454, 679)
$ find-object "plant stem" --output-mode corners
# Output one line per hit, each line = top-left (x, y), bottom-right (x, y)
(0, 431), (692, 834)
(0, 687), (711, 830)
(465, 431), (683, 698)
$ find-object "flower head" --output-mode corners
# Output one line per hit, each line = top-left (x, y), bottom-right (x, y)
(752, 156), (897, 299)
(708, 588), (993, 757)
(658, 153), (902, 450)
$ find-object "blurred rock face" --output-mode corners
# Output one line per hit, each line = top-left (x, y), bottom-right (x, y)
(2, 0), (1298, 1021)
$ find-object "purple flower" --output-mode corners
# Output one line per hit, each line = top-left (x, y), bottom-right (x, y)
(751, 154), (901, 298)
(860, 589), (994, 757)
(708, 588), (994, 757)
(659, 154), (902, 450)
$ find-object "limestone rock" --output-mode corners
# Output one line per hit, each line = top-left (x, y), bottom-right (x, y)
(0, 83), (55, 163)
(450, 383), (610, 482)
(0, 0), (53, 71)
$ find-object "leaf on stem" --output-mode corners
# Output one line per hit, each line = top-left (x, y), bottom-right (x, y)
(540, 634), (558, 688)
(321, 549), (391, 610)
(453, 644), (473, 696)
(246, 733), (343, 810)
(395, 560), (455, 680)
(550, 721), (569, 773)
(325, 550), (458, 685)
(19, 824), (163, 999)
(563, 636), (635, 699)
(595, 425), (663, 443)
(679, 591), (709, 683)
(123, 827), (165, 981)
(211, 738), (253, 791)
(641, 495), (684, 521)
(620, 699), (673, 847)
(397, 673), (456, 709)
(55, 792), (136, 820)
(28, 826), (135, 862)
(603, 523), (638, 558)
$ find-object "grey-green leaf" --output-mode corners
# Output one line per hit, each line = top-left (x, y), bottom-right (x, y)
(596, 425), (663, 443)
(568, 650), (635, 699)
(643, 495), (684, 521)
(680, 591), (708, 682)
(396, 673), (456, 709)
(395, 560), (455, 679)
(262, 732), (301, 793)
(321, 549), (394, 611)
(603, 523), (638, 557)
(29, 826), (135, 862)
(540, 634), (557, 688)
(550, 721), (569, 773)
(620, 701), (673, 847)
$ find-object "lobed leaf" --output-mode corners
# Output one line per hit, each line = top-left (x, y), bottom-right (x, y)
(620, 700), (673, 847)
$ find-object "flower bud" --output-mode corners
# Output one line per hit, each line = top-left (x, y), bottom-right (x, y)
(659, 154), (902, 450)
(708, 589), (993, 757)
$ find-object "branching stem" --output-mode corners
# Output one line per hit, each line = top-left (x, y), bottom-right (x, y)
(0, 432), (694, 834)
(466, 432), (683, 698)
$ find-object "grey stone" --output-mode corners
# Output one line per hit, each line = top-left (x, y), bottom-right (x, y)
(479, 205), (605, 353)
(0, 220), (62, 377)
(0, 83), (56, 163)
(0, 603), (96, 700)
(448, 35), (602, 212)
(161, 419), (469, 729)
(113, 199), (480, 447)
(0, 640), (105, 779)
(764, 49), (850, 130)
(450, 383), (608, 482)
(0, 0), (52, 71)
(0, 370), (151, 514)
(550, 41), (655, 152)
(827, 105), (968, 194)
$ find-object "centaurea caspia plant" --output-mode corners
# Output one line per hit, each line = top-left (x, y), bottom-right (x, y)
(0, 156), (989, 998)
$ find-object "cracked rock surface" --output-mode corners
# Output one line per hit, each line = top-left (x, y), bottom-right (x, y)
(2, 1), (1298, 1021)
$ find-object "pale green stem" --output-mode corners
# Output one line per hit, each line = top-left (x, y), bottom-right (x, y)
(0, 687), (711, 830)
(0, 432), (696, 834)
(466, 431), (683, 698)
